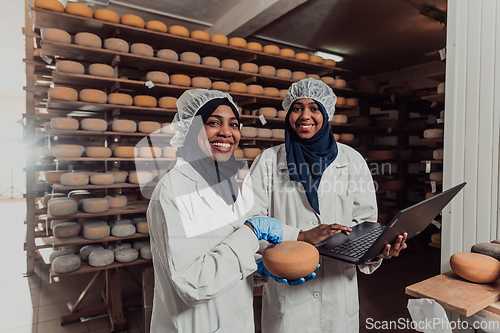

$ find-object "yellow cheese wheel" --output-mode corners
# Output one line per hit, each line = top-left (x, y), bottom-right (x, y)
(88, 63), (114, 78)
(263, 45), (280, 55)
(108, 93), (133, 106)
(277, 110), (287, 118)
(161, 123), (175, 135)
(247, 85), (264, 95)
(83, 224), (110, 240)
(138, 121), (161, 134)
(191, 77), (212, 89)
(114, 146), (138, 158)
(81, 118), (107, 132)
(243, 148), (260, 158)
(201, 56), (220, 67)
(279, 90), (287, 99)
(105, 195), (128, 208)
(60, 172), (89, 186)
(146, 71), (169, 84)
(130, 43), (154, 57)
(210, 34), (228, 45)
(136, 221), (149, 234)
(90, 173), (115, 185)
(221, 59), (239, 71)
(138, 146), (162, 158)
(229, 37), (247, 48)
(272, 129), (285, 139)
(134, 95), (157, 107)
(50, 117), (79, 130)
(324, 59), (336, 67)
(321, 76), (335, 85)
(41, 28), (71, 43)
(157, 49), (178, 61)
(333, 79), (347, 88)
(336, 97), (346, 106)
(108, 170), (127, 183)
(292, 71), (307, 81)
(35, 0), (64, 12)
(55, 60), (84, 74)
(295, 53), (310, 61)
(333, 133), (340, 141)
(240, 63), (258, 73)
(45, 170), (67, 183)
(112, 119), (137, 133)
(162, 147), (177, 158)
(129, 171), (153, 184)
(451, 252), (500, 284)
(263, 87), (279, 97)
(259, 65), (276, 76)
(259, 107), (277, 117)
(241, 127), (257, 137)
(169, 25), (189, 37)
(85, 147), (112, 158)
(93, 9), (119, 23)
(279, 49), (295, 58)
(48, 198), (78, 217)
(257, 128), (272, 138)
(170, 74), (191, 87)
(81, 198), (110, 213)
(333, 114), (348, 124)
(120, 14), (145, 28)
(276, 69), (292, 79)
(104, 38), (129, 53)
(211, 81), (230, 92)
(229, 82), (247, 93)
(191, 30), (210, 41)
(158, 97), (177, 108)
(180, 51), (201, 64)
(262, 241), (319, 280)
(79, 89), (107, 104)
(346, 98), (358, 107)
(233, 149), (244, 159)
(145, 20), (167, 32)
(74, 32), (102, 48)
(53, 145), (84, 158)
(340, 133), (355, 142)
(309, 55), (324, 64)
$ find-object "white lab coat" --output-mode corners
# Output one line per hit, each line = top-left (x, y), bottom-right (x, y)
(147, 158), (259, 333)
(245, 143), (382, 333)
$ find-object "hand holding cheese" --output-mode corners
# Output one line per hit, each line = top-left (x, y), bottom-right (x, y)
(256, 257), (319, 286)
(244, 216), (283, 244)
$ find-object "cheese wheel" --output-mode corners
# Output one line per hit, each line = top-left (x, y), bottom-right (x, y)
(123, 192), (139, 202)
(109, 219), (132, 228)
(55, 60), (84, 74)
(34, 48), (42, 57)
(52, 255), (81, 274)
(120, 14), (145, 28)
(201, 56), (220, 67)
(35, 0), (64, 12)
(262, 241), (319, 280)
(53, 222), (81, 238)
(471, 243), (500, 261)
(108, 93), (133, 106)
(263, 45), (280, 55)
(340, 133), (355, 142)
(191, 30), (210, 41)
(161, 123), (175, 135)
(292, 71), (307, 81)
(346, 98), (358, 107)
(263, 87), (279, 97)
(81, 198), (110, 213)
(336, 97), (346, 106)
(45, 171), (67, 183)
(191, 77), (212, 89)
(158, 97), (177, 108)
(85, 147), (111, 158)
(259, 107), (277, 117)
(136, 221), (149, 234)
(324, 59), (336, 67)
(162, 147), (177, 158)
(295, 53), (310, 61)
(240, 63), (258, 73)
(437, 82), (446, 94)
(48, 87), (78, 101)
(104, 38), (129, 53)
(129, 171), (154, 184)
(210, 34), (228, 45)
(130, 43), (154, 57)
(279, 49), (295, 58)
(241, 127), (257, 137)
(433, 148), (444, 160)
(134, 95), (157, 107)
(113, 146), (138, 158)
(276, 69), (292, 79)
(334, 133), (340, 141)
(80, 89), (107, 104)
(234, 149), (244, 159)
(259, 65), (276, 76)
(41, 28), (71, 43)
(74, 32), (102, 48)
(277, 110), (287, 118)
(211, 81), (230, 91)
(246, 42), (262, 52)
(429, 172), (443, 181)
(333, 114), (348, 124)
(243, 148), (260, 158)
(48, 198), (78, 217)
(333, 79), (347, 88)
(60, 172), (89, 186)
(53, 144), (84, 158)
(79, 244), (104, 261)
(145, 20), (167, 32)
(68, 190), (93, 203)
(50, 117), (79, 130)
(138, 146), (162, 158)
(93, 9), (119, 23)
(88, 249), (114, 266)
(229, 37), (247, 48)
(169, 25), (189, 37)
(157, 49), (178, 61)
(221, 59), (239, 71)
(247, 85), (264, 95)
(90, 173), (115, 185)
(450, 252), (500, 284)
(138, 121), (161, 133)
(279, 90), (287, 98)
(170, 74), (191, 87)
(423, 128), (444, 139)
(88, 63), (114, 78)
(49, 249), (74, 263)
(321, 76), (335, 85)
(146, 71), (169, 84)
(257, 128), (272, 138)
(105, 195), (127, 208)
(140, 245), (152, 259)
(109, 170), (128, 183)
(272, 129), (285, 139)
(229, 82), (247, 93)
(115, 248), (139, 263)
(80, 118), (107, 132)
(309, 55), (324, 64)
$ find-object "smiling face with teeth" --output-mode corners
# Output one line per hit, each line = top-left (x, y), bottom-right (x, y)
(198, 105), (240, 162)
(288, 98), (324, 140)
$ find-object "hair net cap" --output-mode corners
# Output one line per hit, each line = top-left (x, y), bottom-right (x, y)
(170, 89), (239, 150)
(282, 78), (337, 121)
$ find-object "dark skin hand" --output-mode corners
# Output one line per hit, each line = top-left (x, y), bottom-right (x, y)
(377, 233), (408, 259)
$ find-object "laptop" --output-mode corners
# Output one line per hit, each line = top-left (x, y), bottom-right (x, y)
(316, 182), (466, 265)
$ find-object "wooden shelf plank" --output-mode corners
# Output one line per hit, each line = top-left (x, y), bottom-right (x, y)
(55, 157), (176, 162)
(51, 259), (152, 278)
(52, 182), (156, 191)
(36, 232), (149, 249)
(46, 129), (173, 138)
(422, 93), (445, 103)
(41, 203), (149, 220)
(426, 71), (446, 82)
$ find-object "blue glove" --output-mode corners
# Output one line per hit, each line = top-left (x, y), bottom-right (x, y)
(256, 259), (320, 286)
(245, 217), (283, 245)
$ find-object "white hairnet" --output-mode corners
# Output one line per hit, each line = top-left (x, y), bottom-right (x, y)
(282, 78), (337, 121)
(170, 89), (239, 150)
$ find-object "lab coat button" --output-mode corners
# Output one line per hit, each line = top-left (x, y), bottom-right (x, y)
(313, 292), (320, 298)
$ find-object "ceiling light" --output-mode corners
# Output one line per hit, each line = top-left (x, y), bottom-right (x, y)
(314, 51), (343, 62)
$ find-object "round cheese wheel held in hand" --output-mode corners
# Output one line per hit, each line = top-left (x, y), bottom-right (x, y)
(450, 252), (500, 283)
(262, 241), (319, 280)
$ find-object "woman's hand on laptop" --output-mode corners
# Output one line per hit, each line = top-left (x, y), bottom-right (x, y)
(378, 232), (408, 259)
(298, 224), (352, 245)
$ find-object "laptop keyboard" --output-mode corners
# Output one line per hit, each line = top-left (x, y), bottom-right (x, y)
(330, 224), (387, 258)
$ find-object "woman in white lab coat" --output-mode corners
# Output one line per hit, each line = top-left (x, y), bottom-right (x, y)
(246, 78), (407, 332)
(146, 89), (283, 333)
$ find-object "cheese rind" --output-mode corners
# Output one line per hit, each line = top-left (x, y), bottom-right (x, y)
(157, 49), (178, 61)
(295, 53), (310, 61)
(120, 14), (145, 28)
(333, 79), (347, 88)
(291, 71), (307, 81)
(109, 170), (128, 183)
(108, 93), (133, 106)
(450, 252), (500, 284)
(41, 28), (71, 43)
(53, 144), (84, 158)
(50, 117), (79, 130)
(140, 245), (152, 259)
(180, 52), (201, 64)
(259, 107), (277, 118)
(162, 147), (176, 158)
(423, 128), (444, 139)
(190, 30), (210, 41)
(243, 148), (260, 159)
(111, 224), (136, 237)
(262, 241), (319, 280)
(221, 59), (239, 71)
(321, 76), (335, 85)
(191, 77), (212, 89)
(307, 74), (320, 80)
(324, 59), (336, 67)
(128, 171), (153, 184)
(309, 55), (324, 64)
(146, 71), (169, 84)
(201, 56), (220, 68)
(85, 147), (112, 158)
(263, 87), (279, 97)
(259, 65), (276, 76)
(81, 118), (107, 131)
(263, 45), (280, 55)
(56, 60), (84, 74)
(211, 81), (229, 91)
(229, 37), (247, 48)
(134, 95), (157, 107)
(210, 34), (228, 45)
(170, 74), (191, 87)
(88, 249), (114, 267)
(247, 85), (264, 95)
(53, 222), (81, 238)
(79, 244), (104, 261)
(89, 173), (115, 185)
(145, 20), (167, 32)
(74, 32), (102, 48)
(52, 254), (81, 274)
(79, 89), (107, 103)
(35, 0), (64, 12)
(241, 127), (257, 138)
(136, 221), (149, 234)
(246, 42), (262, 52)
(279, 49), (295, 58)
(81, 198), (110, 213)
(138, 121), (161, 134)
(60, 172), (89, 186)
(240, 63), (258, 73)
(83, 224), (110, 240)
(158, 97), (177, 108)
(49, 249), (73, 264)
(89, 64), (115, 78)
(104, 38), (129, 53)
(48, 198), (78, 217)
(168, 25), (189, 37)
(130, 43), (154, 57)
(115, 248), (139, 263)
(93, 9), (120, 23)
(229, 82), (247, 93)
(48, 87), (78, 101)
(257, 128), (272, 138)
(112, 119), (137, 133)
(113, 146), (138, 158)
(276, 69), (292, 79)
(105, 195), (127, 208)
